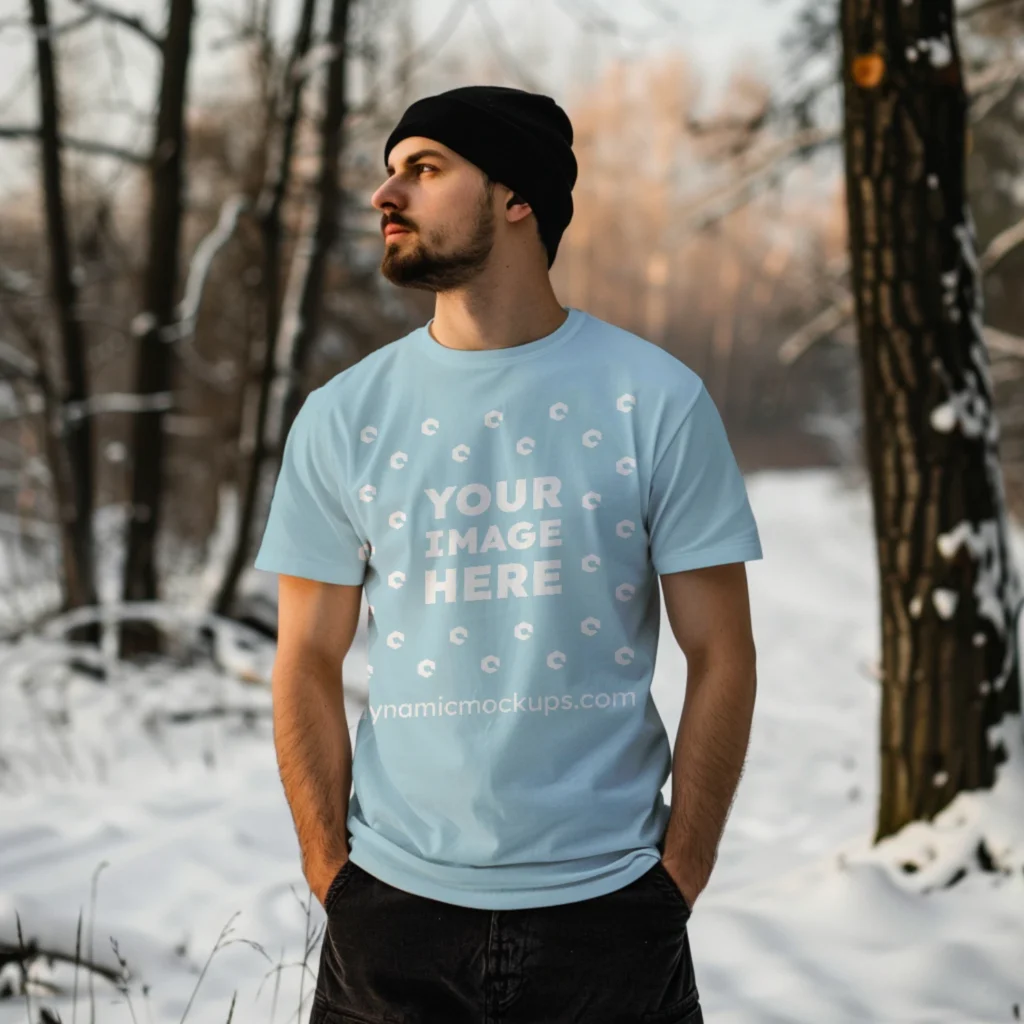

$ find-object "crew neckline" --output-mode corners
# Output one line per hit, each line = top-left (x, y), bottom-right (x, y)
(413, 306), (586, 366)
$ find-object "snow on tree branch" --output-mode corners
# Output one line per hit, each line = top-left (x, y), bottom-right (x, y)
(174, 196), (249, 336)
(0, 390), (174, 425)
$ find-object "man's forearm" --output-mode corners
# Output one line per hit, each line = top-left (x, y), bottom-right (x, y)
(661, 654), (756, 899)
(272, 653), (353, 889)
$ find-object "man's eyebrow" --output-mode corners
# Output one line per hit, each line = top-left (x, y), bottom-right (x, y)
(385, 149), (448, 174)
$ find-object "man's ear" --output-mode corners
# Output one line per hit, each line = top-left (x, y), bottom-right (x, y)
(505, 192), (532, 224)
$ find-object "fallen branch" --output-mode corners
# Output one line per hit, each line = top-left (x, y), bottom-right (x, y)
(144, 704), (272, 726)
(0, 941), (124, 988)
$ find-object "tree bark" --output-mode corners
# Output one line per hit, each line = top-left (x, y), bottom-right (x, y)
(28, 0), (99, 642)
(119, 0), (194, 658)
(840, 0), (1024, 840)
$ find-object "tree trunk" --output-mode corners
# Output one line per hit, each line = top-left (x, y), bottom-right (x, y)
(210, 0), (317, 619)
(119, 0), (194, 658)
(213, 0), (354, 618)
(276, 0), (352, 440)
(28, 0), (99, 643)
(840, 0), (1024, 840)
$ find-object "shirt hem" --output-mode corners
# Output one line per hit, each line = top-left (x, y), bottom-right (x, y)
(346, 834), (661, 910)
(253, 552), (366, 586)
(654, 535), (764, 575)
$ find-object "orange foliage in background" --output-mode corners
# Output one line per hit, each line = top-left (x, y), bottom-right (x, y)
(553, 54), (849, 470)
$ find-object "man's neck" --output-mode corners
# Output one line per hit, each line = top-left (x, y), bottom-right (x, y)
(429, 276), (568, 354)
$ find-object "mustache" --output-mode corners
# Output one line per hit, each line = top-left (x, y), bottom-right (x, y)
(382, 216), (414, 231)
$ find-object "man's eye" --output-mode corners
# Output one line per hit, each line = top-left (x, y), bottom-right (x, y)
(415, 164), (436, 174)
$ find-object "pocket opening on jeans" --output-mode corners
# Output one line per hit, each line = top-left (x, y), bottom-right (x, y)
(652, 861), (692, 915)
(323, 859), (356, 915)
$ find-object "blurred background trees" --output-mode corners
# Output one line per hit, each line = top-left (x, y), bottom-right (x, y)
(0, 0), (858, 650)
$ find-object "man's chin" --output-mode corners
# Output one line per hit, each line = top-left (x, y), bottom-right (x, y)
(380, 261), (436, 290)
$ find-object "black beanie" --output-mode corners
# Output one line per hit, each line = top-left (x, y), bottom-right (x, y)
(383, 85), (578, 269)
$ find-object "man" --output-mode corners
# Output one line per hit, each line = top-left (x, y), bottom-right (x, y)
(255, 85), (762, 1024)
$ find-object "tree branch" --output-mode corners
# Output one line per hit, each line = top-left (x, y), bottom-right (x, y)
(679, 126), (839, 236)
(0, 391), (175, 426)
(776, 299), (1024, 366)
(167, 194), (249, 389)
(981, 213), (1024, 274)
(0, 337), (41, 380)
(0, 125), (146, 164)
(174, 195), (249, 335)
(0, 264), (42, 298)
(959, 0), (1024, 20)
(474, 0), (541, 92)
(68, 0), (162, 48)
(983, 325), (1024, 359)
(777, 299), (853, 365)
(0, 11), (95, 37)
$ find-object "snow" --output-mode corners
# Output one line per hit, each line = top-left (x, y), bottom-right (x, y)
(2, 468), (1024, 1023)
(932, 587), (959, 618)
(937, 519), (1014, 635)
(931, 400), (958, 432)
(175, 196), (249, 337)
(130, 313), (158, 338)
(927, 36), (953, 69)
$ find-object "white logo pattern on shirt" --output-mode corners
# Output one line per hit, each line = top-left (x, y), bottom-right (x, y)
(357, 391), (639, 679)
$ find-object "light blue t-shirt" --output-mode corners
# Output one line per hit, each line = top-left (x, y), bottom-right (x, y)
(254, 306), (763, 910)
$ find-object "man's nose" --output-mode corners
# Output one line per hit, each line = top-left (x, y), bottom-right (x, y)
(372, 181), (402, 211)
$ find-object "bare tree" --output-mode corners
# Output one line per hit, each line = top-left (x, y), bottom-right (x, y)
(26, 0), (100, 641)
(212, 0), (357, 618)
(201, 0), (318, 627)
(840, 0), (1023, 838)
(119, 0), (196, 658)
(276, 0), (354, 443)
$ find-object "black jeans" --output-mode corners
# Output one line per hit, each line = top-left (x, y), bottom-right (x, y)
(310, 842), (701, 1024)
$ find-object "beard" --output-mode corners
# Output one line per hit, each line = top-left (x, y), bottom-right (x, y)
(380, 185), (496, 291)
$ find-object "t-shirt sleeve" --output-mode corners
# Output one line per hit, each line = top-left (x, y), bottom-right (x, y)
(253, 386), (368, 586)
(646, 383), (763, 575)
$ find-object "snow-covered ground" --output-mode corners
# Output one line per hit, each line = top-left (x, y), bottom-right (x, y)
(1, 468), (1022, 1023)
